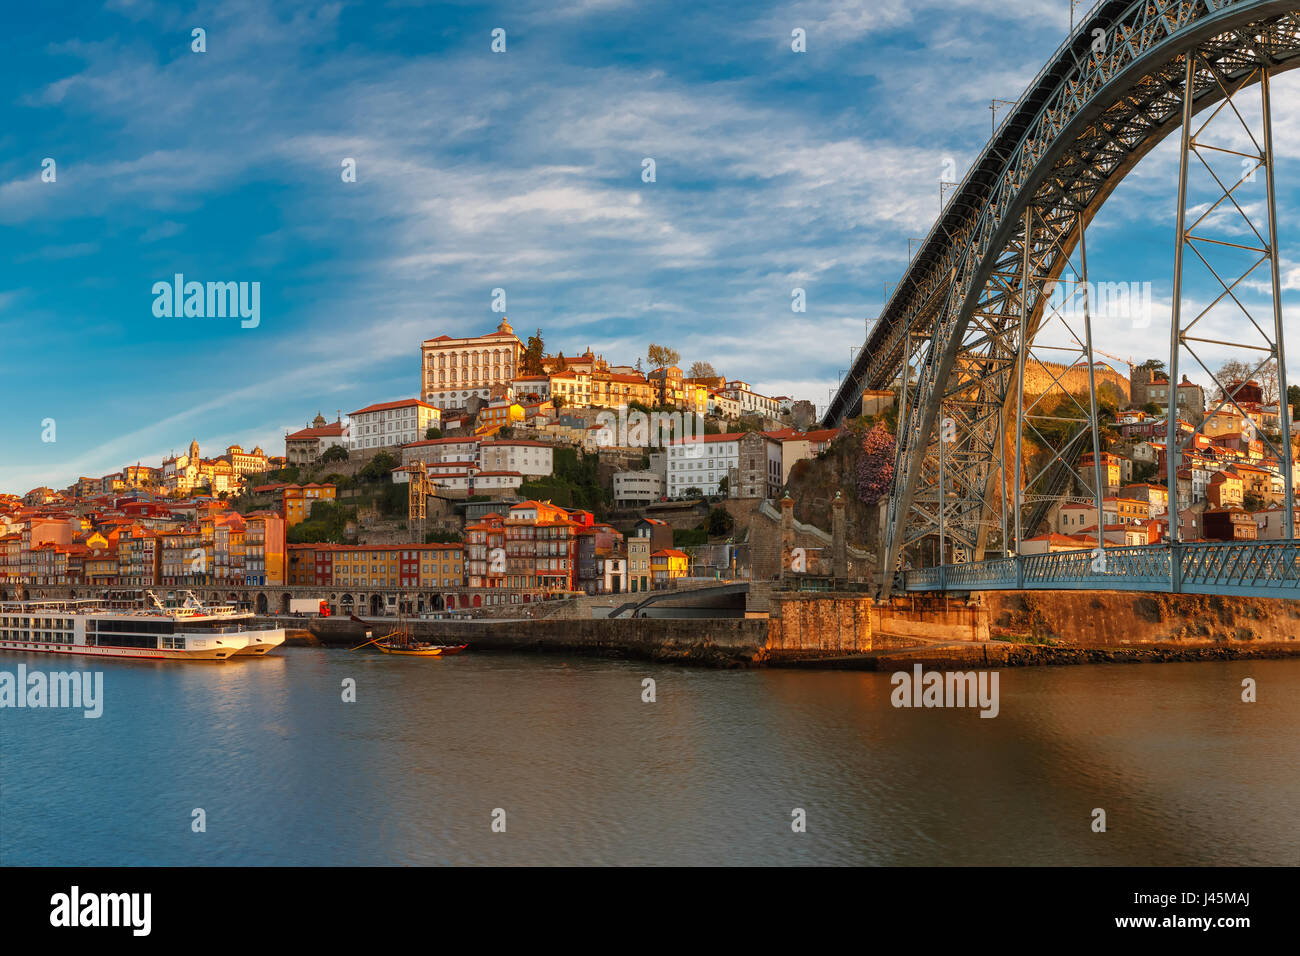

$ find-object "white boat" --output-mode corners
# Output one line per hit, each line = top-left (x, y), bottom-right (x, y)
(235, 629), (287, 656)
(0, 591), (284, 662)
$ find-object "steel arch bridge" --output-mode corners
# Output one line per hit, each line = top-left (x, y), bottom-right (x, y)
(824, 0), (1300, 598)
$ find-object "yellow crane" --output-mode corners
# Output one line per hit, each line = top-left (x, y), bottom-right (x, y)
(407, 460), (433, 542)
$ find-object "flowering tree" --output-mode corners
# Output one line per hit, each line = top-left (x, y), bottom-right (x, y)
(855, 422), (895, 505)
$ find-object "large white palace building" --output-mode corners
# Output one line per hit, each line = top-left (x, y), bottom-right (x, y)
(421, 318), (525, 410)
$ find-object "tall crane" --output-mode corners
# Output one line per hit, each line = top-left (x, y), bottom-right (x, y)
(1092, 348), (1133, 374)
(407, 461), (434, 542)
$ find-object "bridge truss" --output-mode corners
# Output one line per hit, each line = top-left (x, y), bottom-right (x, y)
(823, 0), (1300, 596)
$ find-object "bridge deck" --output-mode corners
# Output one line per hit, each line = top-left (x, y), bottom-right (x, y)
(902, 541), (1300, 597)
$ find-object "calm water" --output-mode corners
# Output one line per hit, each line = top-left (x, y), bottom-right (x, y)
(2, 648), (1297, 866)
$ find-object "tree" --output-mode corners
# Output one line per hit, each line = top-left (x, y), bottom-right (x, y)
(555, 351), (567, 372)
(1137, 358), (1166, 379)
(359, 451), (398, 481)
(706, 506), (734, 536)
(1214, 358), (1277, 404)
(1288, 384), (1300, 411)
(523, 329), (546, 375)
(717, 474), (729, 497)
(855, 422), (896, 505)
(687, 361), (716, 380)
(683, 486), (703, 498)
(647, 344), (680, 369)
(424, 427), (443, 440)
(321, 444), (349, 463)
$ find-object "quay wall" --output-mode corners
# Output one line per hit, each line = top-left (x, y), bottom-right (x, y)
(979, 590), (1300, 645)
(308, 616), (772, 667)
(306, 593), (879, 666)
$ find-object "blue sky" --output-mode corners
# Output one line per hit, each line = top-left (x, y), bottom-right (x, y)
(2, 0), (1298, 492)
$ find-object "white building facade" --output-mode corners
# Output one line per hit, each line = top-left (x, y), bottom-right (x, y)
(421, 318), (525, 409)
(667, 434), (741, 497)
(478, 440), (554, 478)
(348, 399), (441, 451)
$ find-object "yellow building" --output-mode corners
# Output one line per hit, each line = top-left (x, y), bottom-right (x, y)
(476, 400), (525, 433)
(244, 512), (287, 585)
(287, 544), (318, 585)
(650, 548), (689, 581)
(283, 483), (337, 527)
(322, 543), (464, 589)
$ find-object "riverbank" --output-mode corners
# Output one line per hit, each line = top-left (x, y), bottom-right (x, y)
(778, 639), (1300, 670)
(272, 615), (1300, 670)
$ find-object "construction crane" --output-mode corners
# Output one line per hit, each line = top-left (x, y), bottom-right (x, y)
(407, 460), (434, 542)
(1092, 348), (1133, 374)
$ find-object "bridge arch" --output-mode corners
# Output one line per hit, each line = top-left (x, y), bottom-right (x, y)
(824, 0), (1300, 590)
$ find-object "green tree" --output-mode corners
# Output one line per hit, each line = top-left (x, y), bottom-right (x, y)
(321, 444), (349, 463)
(706, 506), (734, 536)
(424, 427), (443, 440)
(523, 329), (545, 375)
(287, 500), (352, 544)
(359, 451), (398, 482)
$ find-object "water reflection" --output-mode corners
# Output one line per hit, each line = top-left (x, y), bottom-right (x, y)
(1, 650), (1295, 865)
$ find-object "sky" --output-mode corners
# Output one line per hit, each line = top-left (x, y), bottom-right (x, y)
(2, 0), (1298, 492)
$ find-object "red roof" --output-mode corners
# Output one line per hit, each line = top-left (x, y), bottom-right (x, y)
(349, 398), (438, 416)
(287, 423), (347, 440)
(403, 437), (478, 448)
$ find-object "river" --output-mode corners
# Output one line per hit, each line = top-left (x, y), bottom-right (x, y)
(2, 649), (1296, 865)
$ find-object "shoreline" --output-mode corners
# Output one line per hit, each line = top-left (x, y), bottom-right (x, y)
(281, 624), (1300, 669)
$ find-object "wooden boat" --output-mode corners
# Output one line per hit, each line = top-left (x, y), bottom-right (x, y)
(375, 641), (468, 657)
(350, 598), (468, 657)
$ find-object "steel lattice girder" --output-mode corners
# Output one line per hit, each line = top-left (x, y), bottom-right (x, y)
(853, 0), (1300, 591)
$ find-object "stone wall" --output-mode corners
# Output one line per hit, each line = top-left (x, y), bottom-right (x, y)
(765, 594), (872, 658)
(1021, 360), (1130, 403)
(874, 597), (990, 642)
(310, 615), (769, 666)
(980, 590), (1300, 645)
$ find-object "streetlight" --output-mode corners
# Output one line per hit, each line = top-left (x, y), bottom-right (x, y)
(940, 180), (959, 211)
(990, 98), (1016, 137)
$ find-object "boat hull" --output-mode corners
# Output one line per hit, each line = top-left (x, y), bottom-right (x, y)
(376, 643), (468, 657)
(0, 637), (249, 661)
(233, 629), (287, 656)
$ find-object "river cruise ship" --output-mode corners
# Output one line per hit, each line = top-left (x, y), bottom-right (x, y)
(0, 591), (285, 661)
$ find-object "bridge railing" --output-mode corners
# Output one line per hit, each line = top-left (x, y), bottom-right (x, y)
(901, 541), (1300, 595)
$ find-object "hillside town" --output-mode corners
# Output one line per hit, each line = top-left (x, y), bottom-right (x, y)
(3, 318), (1297, 610)
(2, 318), (844, 612)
